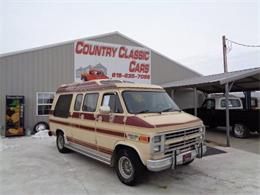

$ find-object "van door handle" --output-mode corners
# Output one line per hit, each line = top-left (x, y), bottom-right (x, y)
(109, 114), (115, 122)
(96, 115), (102, 122)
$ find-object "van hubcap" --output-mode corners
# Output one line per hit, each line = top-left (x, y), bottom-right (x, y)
(118, 156), (133, 179)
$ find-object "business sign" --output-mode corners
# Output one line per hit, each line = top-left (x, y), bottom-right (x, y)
(74, 40), (151, 83)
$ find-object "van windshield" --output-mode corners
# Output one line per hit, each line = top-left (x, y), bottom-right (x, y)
(122, 91), (180, 114)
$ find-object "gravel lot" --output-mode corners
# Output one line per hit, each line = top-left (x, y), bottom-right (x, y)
(0, 135), (260, 195)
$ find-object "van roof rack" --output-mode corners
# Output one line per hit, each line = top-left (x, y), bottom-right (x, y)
(56, 79), (161, 94)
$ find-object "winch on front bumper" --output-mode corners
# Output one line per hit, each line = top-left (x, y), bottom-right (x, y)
(147, 144), (207, 172)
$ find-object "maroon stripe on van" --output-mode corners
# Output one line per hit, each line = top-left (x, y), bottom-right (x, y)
(72, 113), (153, 128)
(49, 119), (123, 137)
(98, 147), (113, 155)
(67, 136), (97, 150)
(155, 119), (201, 128)
(72, 112), (96, 120)
(126, 116), (155, 128)
(114, 116), (124, 124)
(96, 128), (125, 138)
(72, 112), (80, 118)
(80, 125), (95, 131)
(83, 113), (95, 120)
(100, 115), (110, 122)
(49, 119), (94, 131)
(66, 136), (113, 155)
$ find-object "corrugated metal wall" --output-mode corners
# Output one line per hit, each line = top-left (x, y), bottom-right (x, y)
(0, 33), (200, 130)
(0, 44), (74, 130)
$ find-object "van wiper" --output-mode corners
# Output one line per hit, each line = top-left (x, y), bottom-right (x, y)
(136, 109), (150, 114)
(159, 107), (182, 113)
(159, 107), (173, 113)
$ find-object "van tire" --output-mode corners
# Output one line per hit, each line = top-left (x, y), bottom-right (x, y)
(115, 149), (144, 186)
(56, 133), (69, 153)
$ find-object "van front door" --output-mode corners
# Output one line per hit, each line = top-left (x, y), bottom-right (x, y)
(95, 92), (125, 156)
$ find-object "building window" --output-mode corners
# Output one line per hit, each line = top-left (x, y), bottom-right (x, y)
(37, 92), (55, 116)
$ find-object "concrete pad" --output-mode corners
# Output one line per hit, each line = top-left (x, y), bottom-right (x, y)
(0, 136), (260, 195)
(206, 127), (260, 154)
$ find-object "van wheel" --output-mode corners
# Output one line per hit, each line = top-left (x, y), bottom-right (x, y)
(233, 124), (249, 138)
(56, 133), (69, 153)
(115, 149), (144, 186)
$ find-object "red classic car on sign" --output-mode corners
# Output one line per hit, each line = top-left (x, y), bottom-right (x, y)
(81, 68), (109, 81)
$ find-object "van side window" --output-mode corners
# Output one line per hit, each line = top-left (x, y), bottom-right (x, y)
(74, 94), (83, 111)
(82, 93), (99, 112)
(54, 94), (73, 118)
(102, 93), (123, 113)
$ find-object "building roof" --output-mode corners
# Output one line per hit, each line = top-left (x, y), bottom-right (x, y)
(0, 31), (201, 76)
(161, 67), (260, 93)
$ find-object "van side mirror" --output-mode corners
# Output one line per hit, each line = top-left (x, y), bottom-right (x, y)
(99, 106), (111, 114)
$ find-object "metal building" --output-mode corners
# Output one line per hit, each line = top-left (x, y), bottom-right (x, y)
(0, 32), (201, 132)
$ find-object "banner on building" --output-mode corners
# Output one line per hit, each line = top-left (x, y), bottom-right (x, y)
(74, 40), (151, 83)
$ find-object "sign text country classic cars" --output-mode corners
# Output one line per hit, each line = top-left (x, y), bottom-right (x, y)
(74, 40), (151, 83)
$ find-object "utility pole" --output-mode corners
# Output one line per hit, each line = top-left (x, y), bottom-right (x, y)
(222, 36), (228, 73)
(222, 35), (230, 147)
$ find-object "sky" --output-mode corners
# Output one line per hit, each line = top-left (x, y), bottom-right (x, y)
(0, 0), (259, 75)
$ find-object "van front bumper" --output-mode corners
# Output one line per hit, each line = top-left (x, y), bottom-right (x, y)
(147, 144), (207, 172)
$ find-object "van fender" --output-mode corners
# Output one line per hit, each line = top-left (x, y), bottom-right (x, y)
(111, 141), (146, 167)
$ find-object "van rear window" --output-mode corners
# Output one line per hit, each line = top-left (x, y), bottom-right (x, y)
(54, 94), (73, 118)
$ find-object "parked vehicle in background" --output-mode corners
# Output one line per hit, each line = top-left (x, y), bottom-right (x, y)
(241, 97), (260, 110)
(185, 94), (260, 138)
(48, 79), (207, 185)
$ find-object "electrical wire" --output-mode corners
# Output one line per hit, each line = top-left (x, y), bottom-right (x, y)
(226, 38), (260, 48)
(226, 39), (232, 53)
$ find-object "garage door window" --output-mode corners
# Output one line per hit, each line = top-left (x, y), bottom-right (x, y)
(37, 92), (55, 116)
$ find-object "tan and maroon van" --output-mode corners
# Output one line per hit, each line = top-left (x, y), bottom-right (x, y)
(48, 79), (207, 185)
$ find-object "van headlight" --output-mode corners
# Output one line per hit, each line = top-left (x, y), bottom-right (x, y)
(153, 135), (161, 143)
(199, 126), (205, 133)
(153, 145), (161, 153)
(152, 135), (163, 153)
(199, 126), (205, 141)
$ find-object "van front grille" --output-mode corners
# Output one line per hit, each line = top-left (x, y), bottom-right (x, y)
(164, 128), (200, 154)
(165, 128), (200, 140)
